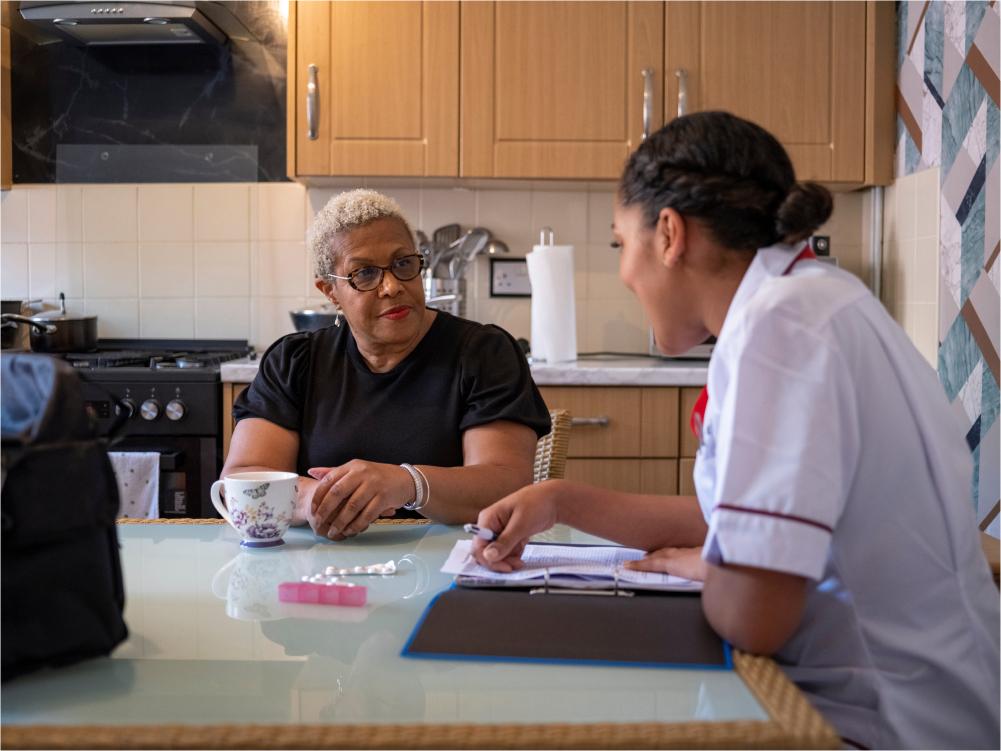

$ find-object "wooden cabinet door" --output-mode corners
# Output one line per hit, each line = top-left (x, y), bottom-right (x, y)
(289, 1), (459, 177)
(665, 2), (866, 183)
(461, 1), (663, 179)
(538, 387), (642, 457)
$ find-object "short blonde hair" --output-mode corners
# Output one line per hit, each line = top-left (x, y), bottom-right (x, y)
(308, 189), (415, 278)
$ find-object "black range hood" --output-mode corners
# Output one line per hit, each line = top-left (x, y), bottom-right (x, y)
(18, 1), (253, 46)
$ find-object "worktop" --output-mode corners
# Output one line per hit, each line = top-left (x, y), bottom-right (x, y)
(221, 357), (708, 387)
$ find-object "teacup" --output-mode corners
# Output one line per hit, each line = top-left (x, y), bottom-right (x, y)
(209, 471), (297, 548)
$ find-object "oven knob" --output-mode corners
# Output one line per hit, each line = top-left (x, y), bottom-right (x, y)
(116, 398), (137, 418)
(165, 399), (186, 422)
(140, 399), (161, 421)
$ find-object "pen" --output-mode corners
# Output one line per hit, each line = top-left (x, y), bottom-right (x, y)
(463, 523), (497, 542)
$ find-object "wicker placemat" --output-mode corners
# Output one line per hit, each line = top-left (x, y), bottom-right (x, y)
(116, 518), (432, 526)
(1, 651), (837, 749)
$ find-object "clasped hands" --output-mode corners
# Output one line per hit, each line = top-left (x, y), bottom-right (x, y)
(305, 459), (415, 540)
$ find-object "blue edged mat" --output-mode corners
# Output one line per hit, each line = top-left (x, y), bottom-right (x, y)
(402, 586), (731, 670)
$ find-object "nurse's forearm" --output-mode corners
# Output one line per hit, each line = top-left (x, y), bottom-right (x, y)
(552, 481), (707, 550)
(415, 463), (533, 525)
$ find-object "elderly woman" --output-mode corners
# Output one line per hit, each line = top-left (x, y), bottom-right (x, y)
(223, 189), (550, 539)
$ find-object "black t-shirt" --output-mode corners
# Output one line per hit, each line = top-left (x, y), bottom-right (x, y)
(233, 311), (551, 475)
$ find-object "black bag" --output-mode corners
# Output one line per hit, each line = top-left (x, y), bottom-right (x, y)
(1, 353), (128, 681)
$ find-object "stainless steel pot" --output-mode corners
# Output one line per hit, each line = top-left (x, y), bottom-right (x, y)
(1, 300), (24, 349)
(0, 294), (98, 353)
(289, 305), (340, 332)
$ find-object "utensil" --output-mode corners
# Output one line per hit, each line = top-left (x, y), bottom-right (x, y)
(1, 293), (98, 353)
(450, 227), (491, 279)
(431, 224), (462, 277)
(289, 304), (339, 332)
(486, 239), (510, 255)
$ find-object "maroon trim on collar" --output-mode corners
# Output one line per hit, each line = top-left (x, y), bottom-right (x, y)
(714, 503), (833, 534)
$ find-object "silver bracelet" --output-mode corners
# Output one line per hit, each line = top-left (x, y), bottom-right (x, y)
(400, 463), (423, 511)
(412, 465), (430, 512)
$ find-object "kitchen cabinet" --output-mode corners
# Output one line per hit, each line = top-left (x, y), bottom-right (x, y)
(539, 386), (689, 495)
(285, 1), (892, 185)
(287, 1), (459, 178)
(221, 383), (248, 461)
(460, 1), (663, 179)
(1, 2), (12, 190)
(665, 1), (895, 185)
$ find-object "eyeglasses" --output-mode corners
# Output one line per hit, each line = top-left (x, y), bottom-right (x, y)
(326, 254), (426, 292)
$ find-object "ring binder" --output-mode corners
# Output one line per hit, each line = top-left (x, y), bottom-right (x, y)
(528, 565), (635, 596)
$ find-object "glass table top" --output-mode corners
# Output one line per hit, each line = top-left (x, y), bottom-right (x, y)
(2, 523), (768, 727)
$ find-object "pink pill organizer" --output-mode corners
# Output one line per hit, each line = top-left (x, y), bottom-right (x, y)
(278, 581), (367, 607)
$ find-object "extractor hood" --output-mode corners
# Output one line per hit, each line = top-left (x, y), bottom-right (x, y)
(17, 2), (254, 46)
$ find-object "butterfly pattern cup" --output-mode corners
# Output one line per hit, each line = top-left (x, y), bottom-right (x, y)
(210, 472), (298, 548)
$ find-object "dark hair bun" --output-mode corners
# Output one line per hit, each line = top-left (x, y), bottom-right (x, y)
(775, 182), (833, 244)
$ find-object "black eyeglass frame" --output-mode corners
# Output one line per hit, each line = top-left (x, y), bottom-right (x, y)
(325, 254), (426, 292)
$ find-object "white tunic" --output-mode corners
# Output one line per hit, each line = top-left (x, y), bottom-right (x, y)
(694, 244), (1000, 749)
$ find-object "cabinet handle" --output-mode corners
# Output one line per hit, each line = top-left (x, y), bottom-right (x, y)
(675, 68), (688, 118)
(306, 63), (319, 140)
(641, 68), (654, 140)
(571, 416), (610, 428)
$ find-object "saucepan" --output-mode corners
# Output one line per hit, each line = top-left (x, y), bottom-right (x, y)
(0, 293), (98, 353)
(289, 304), (340, 332)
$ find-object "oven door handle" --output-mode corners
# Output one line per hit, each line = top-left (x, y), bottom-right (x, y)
(111, 448), (185, 471)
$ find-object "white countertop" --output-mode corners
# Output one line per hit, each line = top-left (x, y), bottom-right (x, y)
(221, 356), (707, 387)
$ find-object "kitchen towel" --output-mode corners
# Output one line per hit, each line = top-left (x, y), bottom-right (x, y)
(526, 238), (577, 362)
(108, 452), (160, 519)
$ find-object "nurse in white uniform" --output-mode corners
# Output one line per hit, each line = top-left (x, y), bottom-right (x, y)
(471, 112), (1000, 749)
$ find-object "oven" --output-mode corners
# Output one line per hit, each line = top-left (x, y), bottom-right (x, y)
(71, 339), (252, 518)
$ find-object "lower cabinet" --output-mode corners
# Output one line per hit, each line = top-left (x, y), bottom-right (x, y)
(539, 385), (703, 496)
(222, 383), (248, 462)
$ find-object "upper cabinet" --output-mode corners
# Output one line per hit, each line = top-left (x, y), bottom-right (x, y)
(460, 1), (663, 179)
(665, 1), (893, 185)
(288, 1), (459, 178)
(285, 1), (893, 185)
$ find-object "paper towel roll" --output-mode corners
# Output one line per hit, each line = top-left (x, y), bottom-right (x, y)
(526, 242), (577, 362)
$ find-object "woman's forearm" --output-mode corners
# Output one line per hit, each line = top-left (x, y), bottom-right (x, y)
(550, 481), (707, 550)
(415, 463), (533, 525)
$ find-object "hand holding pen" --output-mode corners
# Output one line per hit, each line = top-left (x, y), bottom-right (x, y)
(467, 483), (561, 572)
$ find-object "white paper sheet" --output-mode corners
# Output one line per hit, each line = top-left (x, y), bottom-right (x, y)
(442, 540), (702, 592)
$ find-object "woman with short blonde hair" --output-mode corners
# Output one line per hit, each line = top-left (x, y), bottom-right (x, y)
(223, 189), (550, 539)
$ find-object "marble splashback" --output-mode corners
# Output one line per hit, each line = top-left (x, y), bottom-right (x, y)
(9, 1), (287, 183)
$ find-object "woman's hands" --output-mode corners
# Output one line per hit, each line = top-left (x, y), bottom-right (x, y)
(624, 546), (708, 581)
(470, 481), (564, 572)
(307, 460), (415, 539)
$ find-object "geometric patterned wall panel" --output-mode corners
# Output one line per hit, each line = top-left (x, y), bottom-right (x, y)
(896, 0), (999, 535)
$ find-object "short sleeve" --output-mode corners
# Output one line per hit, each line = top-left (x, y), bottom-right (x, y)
(702, 311), (860, 581)
(232, 333), (311, 432)
(458, 325), (551, 438)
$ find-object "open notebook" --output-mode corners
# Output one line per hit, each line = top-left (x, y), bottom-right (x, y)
(441, 540), (702, 593)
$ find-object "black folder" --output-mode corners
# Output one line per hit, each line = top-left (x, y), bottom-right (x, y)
(402, 587), (731, 669)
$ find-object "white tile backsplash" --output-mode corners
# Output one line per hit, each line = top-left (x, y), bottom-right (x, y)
(194, 242), (250, 297)
(257, 241), (308, 297)
(140, 242), (194, 297)
(27, 187), (57, 243)
(1, 190), (29, 243)
(83, 185), (138, 242)
(85, 298), (140, 338)
(27, 242), (57, 298)
(140, 298), (195, 338)
(1, 243), (29, 297)
(195, 297), (250, 339)
(7, 180), (869, 354)
(139, 185), (193, 243)
(194, 185), (251, 241)
(84, 242), (139, 298)
(530, 190), (589, 246)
